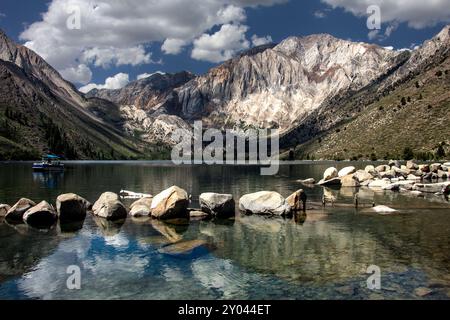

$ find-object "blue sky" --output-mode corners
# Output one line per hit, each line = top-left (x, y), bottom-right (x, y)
(0, 0), (449, 92)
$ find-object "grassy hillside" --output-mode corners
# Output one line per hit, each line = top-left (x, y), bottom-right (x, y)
(291, 54), (450, 161)
(0, 60), (170, 161)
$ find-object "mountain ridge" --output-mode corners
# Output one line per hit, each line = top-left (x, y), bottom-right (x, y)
(0, 29), (161, 160)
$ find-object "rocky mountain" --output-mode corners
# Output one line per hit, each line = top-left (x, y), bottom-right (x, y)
(85, 71), (195, 110)
(88, 34), (410, 147)
(172, 35), (405, 132)
(286, 25), (450, 160)
(3, 24), (450, 161)
(0, 29), (156, 160)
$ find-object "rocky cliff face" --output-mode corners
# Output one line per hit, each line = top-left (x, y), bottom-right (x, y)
(88, 34), (406, 145)
(0, 29), (149, 160)
(86, 71), (195, 110)
(171, 34), (404, 132)
(0, 29), (85, 108)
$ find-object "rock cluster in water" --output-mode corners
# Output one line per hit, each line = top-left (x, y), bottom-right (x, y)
(313, 161), (450, 196)
(0, 186), (308, 229)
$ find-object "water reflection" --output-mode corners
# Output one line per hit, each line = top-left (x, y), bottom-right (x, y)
(32, 172), (64, 189)
(0, 162), (449, 300)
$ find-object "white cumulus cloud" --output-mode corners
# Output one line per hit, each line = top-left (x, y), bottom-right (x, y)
(192, 24), (250, 63)
(20, 0), (286, 84)
(79, 73), (130, 93)
(322, 0), (450, 29)
(251, 34), (273, 46)
(81, 46), (153, 68)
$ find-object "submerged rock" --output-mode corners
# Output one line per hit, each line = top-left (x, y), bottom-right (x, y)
(158, 240), (208, 257)
(414, 287), (433, 297)
(23, 201), (57, 227)
(298, 178), (316, 185)
(239, 191), (291, 216)
(199, 193), (235, 218)
(0, 204), (11, 217)
(92, 192), (128, 221)
(372, 205), (398, 214)
(413, 182), (450, 194)
(151, 186), (190, 220)
(5, 198), (36, 222)
(56, 193), (89, 222)
(129, 197), (153, 217)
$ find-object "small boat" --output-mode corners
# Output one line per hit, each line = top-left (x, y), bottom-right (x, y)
(33, 155), (65, 172)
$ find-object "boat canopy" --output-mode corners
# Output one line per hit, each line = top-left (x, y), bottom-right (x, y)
(43, 154), (61, 160)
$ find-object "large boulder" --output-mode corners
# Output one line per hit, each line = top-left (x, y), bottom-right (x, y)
(199, 193), (235, 218)
(23, 201), (57, 226)
(407, 161), (419, 170)
(239, 191), (291, 216)
(130, 197), (153, 217)
(379, 170), (395, 179)
(375, 165), (389, 173)
(56, 193), (90, 222)
(419, 164), (430, 173)
(323, 167), (338, 181)
(5, 198), (36, 221)
(92, 192), (127, 221)
(430, 163), (442, 173)
(286, 190), (307, 212)
(392, 166), (409, 178)
(365, 165), (376, 174)
(338, 166), (356, 178)
(341, 175), (360, 187)
(354, 170), (374, 183)
(388, 160), (401, 168)
(0, 204), (11, 217)
(151, 186), (190, 220)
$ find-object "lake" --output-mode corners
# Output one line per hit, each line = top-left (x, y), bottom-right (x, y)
(0, 161), (449, 300)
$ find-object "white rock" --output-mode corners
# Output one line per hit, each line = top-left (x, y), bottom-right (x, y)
(239, 191), (291, 216)
(323, 167), (338, 181)
(372, 205), (398, 214)
(368, 180), (391, 189)
(338, 166), (356, 178)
